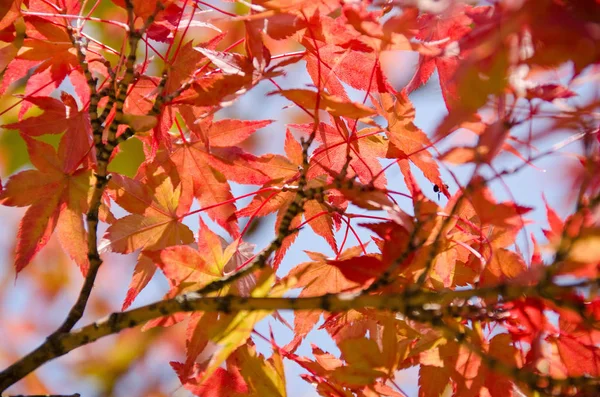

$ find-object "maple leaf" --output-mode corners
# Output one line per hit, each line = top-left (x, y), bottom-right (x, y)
(244, 18), (271, 74)
(426, 5), (514, 141)
(236, 183), (299, 270)
(427, 333), (521, 397)
(480, 248), (527, 287)
(230, 342), (287, 396)
(145, 2), (190, 43)
(143, 220), (257, 370)
(173, 105), (274, 152)
(303, 198), (338, 254)
(453, 177), (532, 229)
(171, 360), (249, 397)
(148, 217), (255, 296)
(300, 12), (388, 100)
(194, 47), (247, 77)
(121, 76), (162, 117)
(1, 16), (88, 117)
(290, 122), (388, 189)
(560, 227), (600, 278)
(553, 333), (600, 377)
(172, 73), (250, 108)
(252, 0), (340, 21)
(297, 342), (394, 393)
(193, 268), (282, 385)
(526, 84), (577, 102)
(419, 365), (451, 397)
(339, 337), (386, 373)
(542, 195), (564, 244)
(145, 115), (272, 237)
(171, 43), (283, 113)
(504, 298), (553, 344)
(361, 221), (413, 274)
(0, 0), (22, 31)
(164, 39), (214, 95)
(342, 3), (417, 52)
(441, 337), (486, 396)
(204, 118), (274, 148)
(304, 41), (385, 97)
(283, 248), (363, 351)
(327, 255), (387, 286)
(482, 333), (522, 397)
(100, 170), (194, 254)
(121, 252), (156, 311)
(429, 244), (459, 289)
(520, 0), (600, 72)
(0, 135), (91, 274)
(239, 130), (338, 260)
(405, 4), (479, 109)
(177, 311), (220, 379)
(320, 309), (380, 347)
(373, 90), (446, 193)
(116, 75), (173, 151)
(550, 309), (600, 378)
(3, 93), (93, 173)
(274, 89), (376, 119)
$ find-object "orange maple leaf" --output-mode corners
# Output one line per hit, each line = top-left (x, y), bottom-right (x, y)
(0, 136), (92, 274)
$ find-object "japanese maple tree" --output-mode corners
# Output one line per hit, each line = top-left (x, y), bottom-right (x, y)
(0, 0), (598, 396)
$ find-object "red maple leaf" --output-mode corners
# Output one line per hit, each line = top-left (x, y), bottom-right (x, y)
(239, 130), (339, 264)
(1, 15), (88, 117)
(405, 4), (483, 110)
(290, 122), (388, 189)
(147, 115), (272, 237)
(374, 90), (446, 193)
(0, 135), (92, 274)
(3, 93), (93, 173)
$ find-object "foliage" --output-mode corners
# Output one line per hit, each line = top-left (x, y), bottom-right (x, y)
(0, 0), (599, 396)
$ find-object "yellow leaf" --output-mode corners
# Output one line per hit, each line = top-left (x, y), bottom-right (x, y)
(199, 268), (281, 384)
(232, 343), (286, 397)
(568, 230), (600, 263)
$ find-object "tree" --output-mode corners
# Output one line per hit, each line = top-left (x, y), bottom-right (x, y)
(0, 0), (598, 396)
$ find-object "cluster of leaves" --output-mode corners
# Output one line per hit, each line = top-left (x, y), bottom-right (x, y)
(0, 0), (599, 396)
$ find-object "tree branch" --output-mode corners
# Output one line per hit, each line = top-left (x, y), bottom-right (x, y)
(1, 277), (597, 393)
(55, 2), (164, 334)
